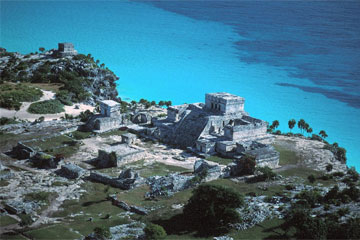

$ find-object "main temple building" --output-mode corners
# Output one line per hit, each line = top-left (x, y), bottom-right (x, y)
(147, 92), (279, 168)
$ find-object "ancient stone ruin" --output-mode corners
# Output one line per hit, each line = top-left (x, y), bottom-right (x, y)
(85, 100), (123, 133)
(57, 42), (78, 57)
(146, 92), (279, 168)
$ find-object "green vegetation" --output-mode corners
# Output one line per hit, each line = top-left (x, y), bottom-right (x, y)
(144, 223), (167, 240)
(25, 225), (82, 239)
(273, 143), (299, 165)
(206, 155), (233, 165)
(28, 99), (64, 114)
(0, 83), (43, 110)
(26, 135), (79, 158)
(70, 130), (93, 140)
(0, 117), (19, 126)
(24, 191), (54, 204)
(324, 142), (347, 163)
(0, 215), (18, 227)
(183, 184), (244, 235)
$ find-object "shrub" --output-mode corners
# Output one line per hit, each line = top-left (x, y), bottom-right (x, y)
(79, 110), (94, 122)
(295, 190), (322, 208)
(308, 174), (316, 183)
(0, 84), (43, 110)
(0, 117), (18, 125)
(257, 166), (277, 181)
(28, 100), (64, 114)
(326, 164), (333, 172)
(144, 223), (167, 240)
(56, 90), (73, 106)
(93, 227), (111, 239)
(183, 184), (243, 233)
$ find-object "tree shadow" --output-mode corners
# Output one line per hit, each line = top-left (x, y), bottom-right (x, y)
(82, 199), (108, 207)
(152, 213), (230, 238)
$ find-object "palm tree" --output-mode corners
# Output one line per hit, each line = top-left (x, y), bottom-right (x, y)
(96, 59), (100, 65)
(298, 119), (306, 134)
(39, 47), (45, 53)
(306, 127), (313, 137)
(288, 119), (296, 132)
(100, 63), (105, 69)
(319, 130), (328, 139)
(271, 120), (280, 130)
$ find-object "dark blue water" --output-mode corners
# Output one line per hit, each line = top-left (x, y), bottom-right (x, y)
(150, 1), (360, 108)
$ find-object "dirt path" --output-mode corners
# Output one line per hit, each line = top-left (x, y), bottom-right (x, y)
(0, 89), (94, 121)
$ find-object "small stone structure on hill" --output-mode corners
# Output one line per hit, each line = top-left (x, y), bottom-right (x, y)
(85, 100), (123, 133)
(57, 42), (78, 57)
(146, 92), (279, 168)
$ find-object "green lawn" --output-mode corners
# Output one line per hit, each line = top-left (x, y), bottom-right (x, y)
(206, 155), (233, 165)
(0, 215), (18, 227)
(273, 144), (300, 165)
(25, 225), (82, 239)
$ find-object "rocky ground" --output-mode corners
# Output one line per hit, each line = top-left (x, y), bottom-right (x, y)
(0, 118), (357, 239)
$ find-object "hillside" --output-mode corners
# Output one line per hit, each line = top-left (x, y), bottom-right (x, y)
(0, 47), (119, 109)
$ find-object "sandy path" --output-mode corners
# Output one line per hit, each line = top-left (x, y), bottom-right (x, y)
(0, 89), (94, 121)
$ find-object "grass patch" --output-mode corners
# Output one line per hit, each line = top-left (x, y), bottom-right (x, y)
(24, 191), (54, 204)
(140, 162), (189, 178)
(23, 82), (63, 93)
(28, 99), (64, 114)
(0, 234), (27, 240)
(51, 182), (130, 236)
(205, 179), (286, 197)
(206, 155), (233, 165)
(280, 167), (337, 186)
(0, 215), (18, 227)
(69, 130), (92, 140)
(273, 144), (300, 165)
(99, 129), (127, 138)
(229, 218), (286, 239)
(0, 117), (19, 126)
(25, 225), (82, 239)
(0, 83), (43, 110)
(26, 135), (79, 158)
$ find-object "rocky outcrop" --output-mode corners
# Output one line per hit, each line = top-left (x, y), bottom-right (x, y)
(0, 49), (120, 106)
(30, 152), (59, 169)
(145, 174), (194, 198)
(10, 142), (36, 160)
(56, 163), (85, 179)
(89, 169), (144, 190)
(193, 160), (222, 181)
(5, 200), (39, 215)
(108, 194), (148, 215)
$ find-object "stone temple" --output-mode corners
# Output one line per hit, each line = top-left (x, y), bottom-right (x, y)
(146, 92), (279, 168)
(85, 100), (122, 133)
(57, 42), (78, 57)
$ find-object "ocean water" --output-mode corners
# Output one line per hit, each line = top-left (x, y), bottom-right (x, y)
(1, 1), (359, 169)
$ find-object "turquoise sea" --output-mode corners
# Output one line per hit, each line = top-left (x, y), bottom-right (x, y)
(1, 1), (359, 170)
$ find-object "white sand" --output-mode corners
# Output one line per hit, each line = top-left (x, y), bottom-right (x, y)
(0, 89), (94, 121)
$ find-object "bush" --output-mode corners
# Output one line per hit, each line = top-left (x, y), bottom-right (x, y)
(257, 166), (277, 181)
(93, 227), (111, 239)
(28, 100), (64, 114)
(144, 223), (167, 240)
(0, 84), (43, 110)
(56, 90), (73, 106)
(295, 189), (322, 208)
(326, 164), (333, 172)
(0, 117), (18, 125)
(79, 110), (94, 122)
(183, 184), (243, 233)
(308, 174), (316, 183)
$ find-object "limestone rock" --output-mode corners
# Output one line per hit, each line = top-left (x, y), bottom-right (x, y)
(56, 163), (85, 179)
(146, 174), (194, 198)
(193, 159), (222, 181)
